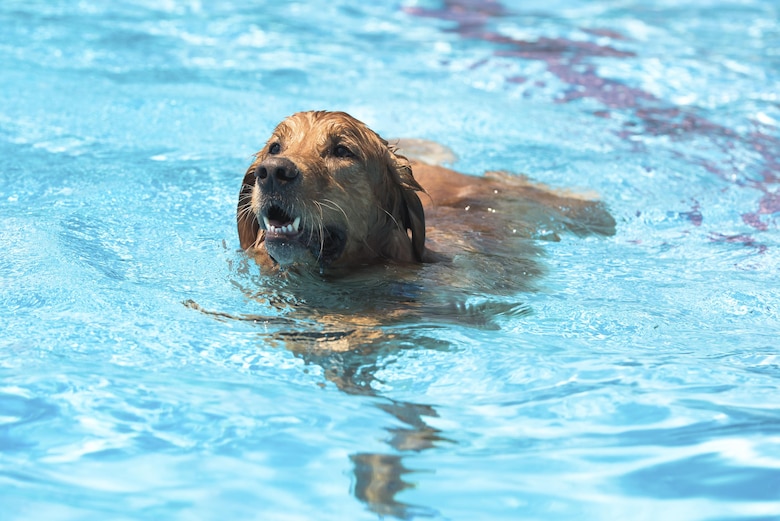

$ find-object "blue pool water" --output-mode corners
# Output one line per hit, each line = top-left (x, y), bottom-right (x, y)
(2, 1), (779, 519)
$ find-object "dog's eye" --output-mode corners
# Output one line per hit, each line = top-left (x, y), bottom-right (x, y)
(268, 142), (281, 155)
(333, 144), (354, 159)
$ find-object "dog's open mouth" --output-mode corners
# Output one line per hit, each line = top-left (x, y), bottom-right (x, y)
(261, 204), (302, 239)
(260, 204), (347, 268)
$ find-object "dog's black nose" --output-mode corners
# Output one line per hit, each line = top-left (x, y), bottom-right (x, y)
(254, 156), (299, 187)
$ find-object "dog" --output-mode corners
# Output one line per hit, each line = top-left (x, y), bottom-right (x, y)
(237, 110), (614, 284)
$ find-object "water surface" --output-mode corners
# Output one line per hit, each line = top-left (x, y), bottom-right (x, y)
(1, 1), (779, 520)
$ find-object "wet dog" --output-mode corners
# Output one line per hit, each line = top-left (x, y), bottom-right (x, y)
(237, 110), (615, 282)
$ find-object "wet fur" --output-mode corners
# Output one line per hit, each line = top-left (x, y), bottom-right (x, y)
(237, 110), (615, 277)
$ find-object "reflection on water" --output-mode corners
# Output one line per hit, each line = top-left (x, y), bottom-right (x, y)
(189, 238), (546, 518)
(351, 453), (418, 519)
(378, 400), (451, 452)
(286, 329), (451, 519)
(194, 260), (516, 518)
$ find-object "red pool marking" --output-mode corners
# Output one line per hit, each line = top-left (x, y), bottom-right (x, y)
(404, 0), (779, 238)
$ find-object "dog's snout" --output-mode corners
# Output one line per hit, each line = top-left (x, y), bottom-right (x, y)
(254, 156), (299, 188)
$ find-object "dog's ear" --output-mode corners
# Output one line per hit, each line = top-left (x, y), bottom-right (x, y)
(237, 168), (260, 250)
(397, 162), (427, 262)
(384, 149), (427, 262)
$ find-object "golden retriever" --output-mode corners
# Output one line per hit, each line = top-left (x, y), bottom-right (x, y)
(237, 110), (614, 280)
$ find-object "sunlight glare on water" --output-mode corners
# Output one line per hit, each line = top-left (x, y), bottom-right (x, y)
(1, 1), (779, 520)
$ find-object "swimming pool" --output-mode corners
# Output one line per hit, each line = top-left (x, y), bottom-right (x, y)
(1, 0), (778, 519)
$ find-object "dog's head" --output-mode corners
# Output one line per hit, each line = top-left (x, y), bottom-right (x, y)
(237, 111), (426, 271)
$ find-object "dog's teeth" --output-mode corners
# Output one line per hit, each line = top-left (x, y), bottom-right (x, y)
(264, 218), (299, 235)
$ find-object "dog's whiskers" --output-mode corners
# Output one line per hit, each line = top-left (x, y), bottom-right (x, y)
(319, 198), (349, 223)
(378, 205), (403, 231)
(313, 201), (328, 261)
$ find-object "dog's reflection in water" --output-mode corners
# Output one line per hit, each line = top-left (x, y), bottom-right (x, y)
(186, 280), (458, 518)
(232, 266), (536, 519)
(278, 324), (452, 519)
